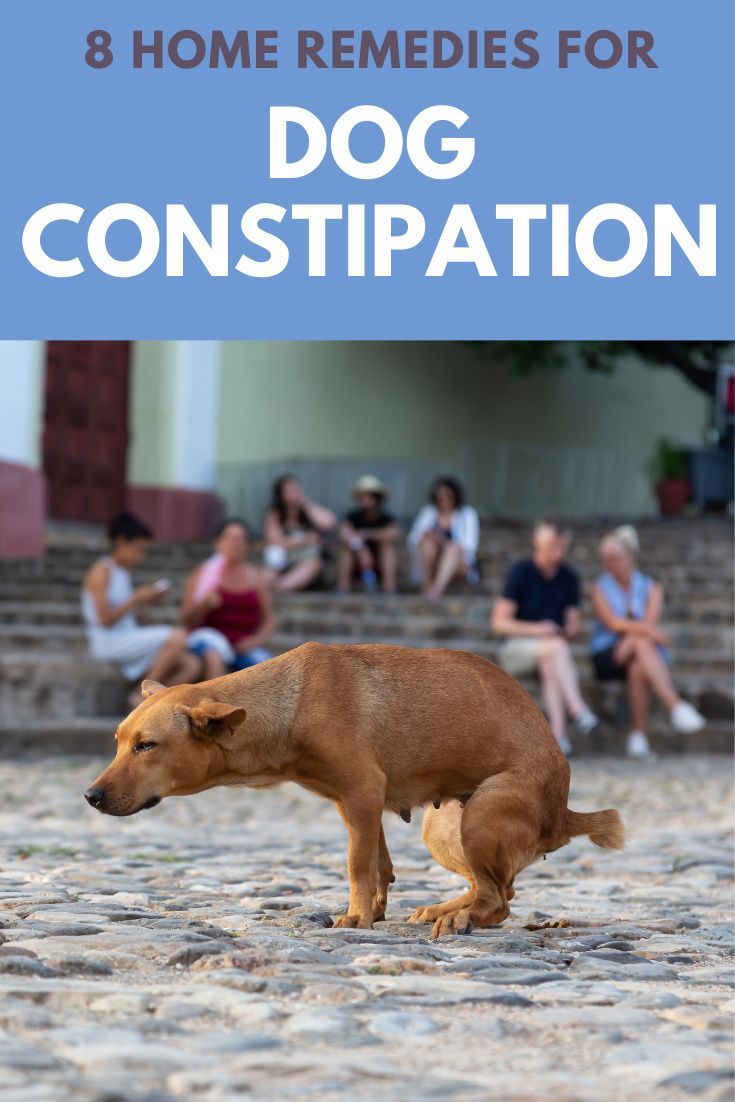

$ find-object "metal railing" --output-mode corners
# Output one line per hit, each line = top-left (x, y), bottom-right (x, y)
(216, 441), (651, 527)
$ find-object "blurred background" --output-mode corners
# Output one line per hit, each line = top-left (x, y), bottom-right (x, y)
(1, 340), (733, 549)
(0, 339), (732, 757)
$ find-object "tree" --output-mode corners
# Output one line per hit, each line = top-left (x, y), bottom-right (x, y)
(473, 342), (733, 397)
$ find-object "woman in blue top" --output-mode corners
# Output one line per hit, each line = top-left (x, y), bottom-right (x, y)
(590, 525), (705, 759)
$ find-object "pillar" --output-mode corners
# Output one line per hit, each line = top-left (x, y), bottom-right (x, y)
(127, 341), (224, 539)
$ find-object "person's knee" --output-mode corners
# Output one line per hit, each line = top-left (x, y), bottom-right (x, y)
(537, 652), (556, 677)
(183, 652), (202, 677)
(442, 542), (463, 568)
(204, 649), (225, 672)
(627, 656), (649, 685)
(626, 655), (641, 675)
(540, 636), (564, 660)
(634, 637), (653, 657)
(167, 627), (187, 650)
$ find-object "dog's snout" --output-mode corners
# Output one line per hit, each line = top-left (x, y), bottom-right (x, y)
(84, 786), (106, 809)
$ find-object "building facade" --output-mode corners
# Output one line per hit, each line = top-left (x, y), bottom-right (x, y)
(0, 340), (714, 556)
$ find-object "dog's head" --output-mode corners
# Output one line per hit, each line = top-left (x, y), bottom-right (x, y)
(84, 681), (246, 816)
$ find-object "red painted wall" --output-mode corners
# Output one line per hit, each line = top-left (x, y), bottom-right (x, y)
(0, 461), (46, 557)
(127, 486), (223, 541)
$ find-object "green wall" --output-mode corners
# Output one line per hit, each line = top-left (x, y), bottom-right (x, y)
(218, 342), (708, 463)
(213, 341), (714, 517)
(128, 342), (178, 485)
(125, 340), (711, 516)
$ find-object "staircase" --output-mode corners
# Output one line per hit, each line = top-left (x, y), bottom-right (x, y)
(0, 519), (731, 756)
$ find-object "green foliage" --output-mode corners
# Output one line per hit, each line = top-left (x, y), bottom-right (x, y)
(649, 438), (689, 481)
(472, 341), (733, 396)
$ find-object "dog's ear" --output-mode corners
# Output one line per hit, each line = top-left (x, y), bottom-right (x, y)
(178, 700), (246, 739)
(141, 680), (166, 699)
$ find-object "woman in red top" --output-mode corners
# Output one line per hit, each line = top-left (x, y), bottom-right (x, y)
(181, 518), (276, 680)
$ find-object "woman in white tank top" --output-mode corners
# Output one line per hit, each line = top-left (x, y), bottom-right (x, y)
(82, 513), (200, 708)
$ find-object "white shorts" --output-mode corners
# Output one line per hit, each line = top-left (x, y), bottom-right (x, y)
(187, 627), (236, 665)
(89, 625), (175, 682)
(498, 637), (543, 678)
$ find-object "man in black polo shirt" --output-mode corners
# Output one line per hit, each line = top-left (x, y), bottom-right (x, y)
(491, 519), (598, 756)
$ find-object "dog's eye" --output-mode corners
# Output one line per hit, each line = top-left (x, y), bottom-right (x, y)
(133, 741), (157, 754)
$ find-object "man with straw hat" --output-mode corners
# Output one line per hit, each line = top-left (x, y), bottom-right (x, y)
(337, 475), (400, 593)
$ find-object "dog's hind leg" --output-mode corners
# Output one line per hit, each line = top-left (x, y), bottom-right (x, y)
(409, 801), (476, 925)
(431, 773), (539, 939)
(410, 890), (475, 925)
(372, 824), (394, 922)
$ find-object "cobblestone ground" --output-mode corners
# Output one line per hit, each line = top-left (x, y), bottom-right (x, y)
(0, 755), (732, 1102)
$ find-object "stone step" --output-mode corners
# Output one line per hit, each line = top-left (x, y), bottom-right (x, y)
(0, 713), (731, 760)
(269, 633), (732, 678)
(0, 717), (123, 757)
(273, 616), (734, 650)
(0, 577), (729, 613)
(277, 594), (734, 627)
(1, 646), (731, 725)
(33, 518), (735, 550)
(0, 654), (129, 719)
(1, 590), (730, 632)
(4, 544), (732, 574)
(1, 519), (730, 756)
(6, 550), (733, 581)
(3, 526), (732, 581)
(0, 619), (732, 661)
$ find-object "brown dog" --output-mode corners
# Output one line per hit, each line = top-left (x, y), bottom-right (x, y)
(85, 643), (624, 937)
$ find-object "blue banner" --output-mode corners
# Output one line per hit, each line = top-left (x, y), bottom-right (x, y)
(1, 2), (732, 337)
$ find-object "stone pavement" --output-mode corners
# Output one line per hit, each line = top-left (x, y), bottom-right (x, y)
(0, 754), (732, 1102)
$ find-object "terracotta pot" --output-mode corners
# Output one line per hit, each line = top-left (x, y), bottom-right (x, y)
(655, 477), (691, 517)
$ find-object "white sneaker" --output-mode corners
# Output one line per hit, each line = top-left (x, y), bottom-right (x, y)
(557, 734), (574, 758)
(670, 701), (706, 735)
(575, 709), (600, 736)
(626, 731), (652, 759)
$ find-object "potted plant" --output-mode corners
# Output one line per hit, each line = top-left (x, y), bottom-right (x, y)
(650, 438), (691, 516)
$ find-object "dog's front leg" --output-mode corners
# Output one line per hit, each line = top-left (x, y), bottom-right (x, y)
(335, 794), (384, 929)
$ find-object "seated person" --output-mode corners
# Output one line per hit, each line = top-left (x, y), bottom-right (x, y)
(491, 519), (599, 756)
(181, 517), (276, 679)
(336, 476), (400, 594)
(82, 512), (200, 710)
(263, 474), (336, 592)
(590, 525), (705, 760)
(408, 476), (480, 598)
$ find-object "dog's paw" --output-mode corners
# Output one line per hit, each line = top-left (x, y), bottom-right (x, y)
(408, 905), (440, 924)
(431, 908), (473, 940)
(333, 913), (373, 930)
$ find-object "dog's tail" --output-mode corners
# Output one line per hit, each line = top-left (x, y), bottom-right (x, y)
(566, 808), (626, 850)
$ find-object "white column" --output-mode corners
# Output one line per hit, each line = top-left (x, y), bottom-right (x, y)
(169, 341), (222, 490)
(0, 341), (44, 467)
